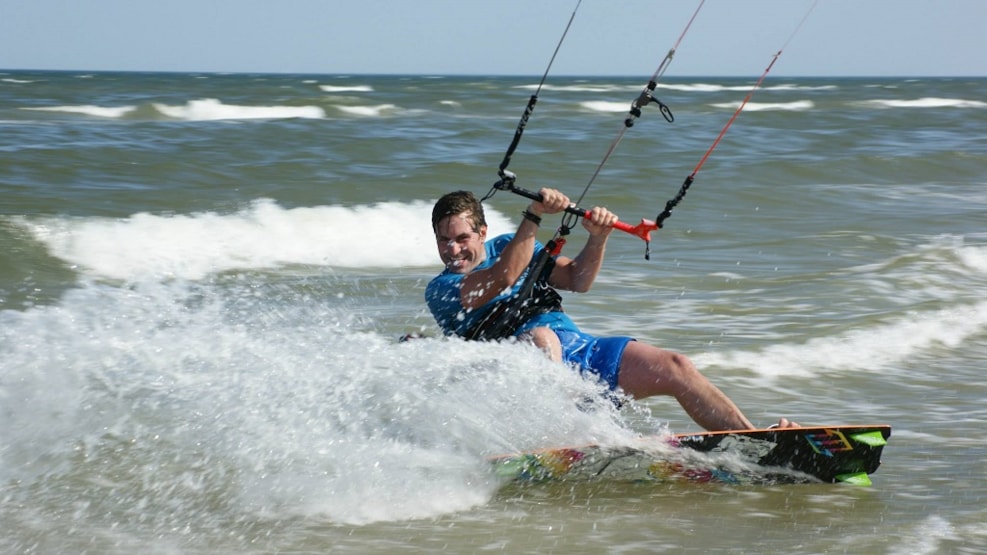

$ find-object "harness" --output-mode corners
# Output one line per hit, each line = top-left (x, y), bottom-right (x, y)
(463, 249), (563, 341)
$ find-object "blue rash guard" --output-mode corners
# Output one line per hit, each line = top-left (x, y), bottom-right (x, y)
(425, 233), (634, 390)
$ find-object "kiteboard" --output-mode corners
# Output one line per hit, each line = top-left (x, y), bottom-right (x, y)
(491, 424), (890, 486)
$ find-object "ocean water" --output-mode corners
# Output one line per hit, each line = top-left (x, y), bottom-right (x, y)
(1, 69), (986, 553)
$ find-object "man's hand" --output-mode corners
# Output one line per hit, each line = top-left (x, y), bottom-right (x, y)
(582, 206), (618, 237)
(529, 188), (571, 217)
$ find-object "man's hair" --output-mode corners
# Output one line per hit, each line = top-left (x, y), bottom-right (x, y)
(431, 190), (487, 233)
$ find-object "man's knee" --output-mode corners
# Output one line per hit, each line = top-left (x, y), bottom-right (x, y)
(629, 342), (693, 372)
(522, 327), (562, 361)
(665, 351), (695, 372)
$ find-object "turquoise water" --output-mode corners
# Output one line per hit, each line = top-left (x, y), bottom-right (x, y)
(2, 70), (986, 553)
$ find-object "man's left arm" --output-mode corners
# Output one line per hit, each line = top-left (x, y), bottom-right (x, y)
(548, 206), (617, 292)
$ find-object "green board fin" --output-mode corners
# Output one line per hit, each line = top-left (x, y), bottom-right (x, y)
(850, 430), (888, 447)
(835, 472), (872, 486)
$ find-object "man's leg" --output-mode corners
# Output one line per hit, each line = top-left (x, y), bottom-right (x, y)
(616, 342), (797, 431)
(521, 326), (563, 362)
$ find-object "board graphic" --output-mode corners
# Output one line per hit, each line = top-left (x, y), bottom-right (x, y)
(491, 425), (890, 486)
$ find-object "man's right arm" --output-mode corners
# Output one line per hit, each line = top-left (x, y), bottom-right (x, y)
(459, 189), (570, 309)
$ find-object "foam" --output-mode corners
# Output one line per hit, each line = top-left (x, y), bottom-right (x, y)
(580, 100), (630, 113)
(710, 100), (815, 112)
(334, 104), (399, 117)
(152, 98), (325, 120)
(319, 84), (374, 93)
(23, 104), (137, 118)
(0, 281), (633, 525)
(699, 299), (987, 380)
(862, 97), (987, 109)
(16, 198), (514, 281)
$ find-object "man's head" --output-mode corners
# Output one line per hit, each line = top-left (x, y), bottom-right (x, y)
(431, 190), (486, 233)
(432, 190), (488, 274)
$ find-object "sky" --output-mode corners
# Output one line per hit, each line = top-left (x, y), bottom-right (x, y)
(2, 0), (985, 77)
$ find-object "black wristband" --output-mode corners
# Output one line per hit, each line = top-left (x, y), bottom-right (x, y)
(522, 210), (542, 226)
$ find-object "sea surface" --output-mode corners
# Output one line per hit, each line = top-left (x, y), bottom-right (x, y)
(1, 69), (986, 553)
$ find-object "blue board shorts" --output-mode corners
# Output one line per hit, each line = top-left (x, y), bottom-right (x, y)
(554, 329), (635, 390)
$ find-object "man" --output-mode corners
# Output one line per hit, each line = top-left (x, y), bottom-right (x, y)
(426, 188), (797, 431)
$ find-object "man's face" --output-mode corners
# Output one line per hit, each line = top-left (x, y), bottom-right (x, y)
(434, 212), (487, 274)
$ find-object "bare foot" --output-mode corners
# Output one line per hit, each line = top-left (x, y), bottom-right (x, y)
(768, 418), (801, 429)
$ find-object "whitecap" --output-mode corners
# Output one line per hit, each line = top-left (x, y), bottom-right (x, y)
(580, 100), (629, 113)
(152, 98), (325, 121)
(710, 100), (815, 112)
(862, 97), (987, 109)
(23, 104), (137, 118)
(320, 84), (374, 93)
(335, 103), (399, 117)
(14, 198), (514, 281)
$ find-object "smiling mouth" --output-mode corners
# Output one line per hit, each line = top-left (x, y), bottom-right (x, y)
(445, 256), (470, 271)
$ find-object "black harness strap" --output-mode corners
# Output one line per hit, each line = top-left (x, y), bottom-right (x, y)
(464, 244), (563, 341)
